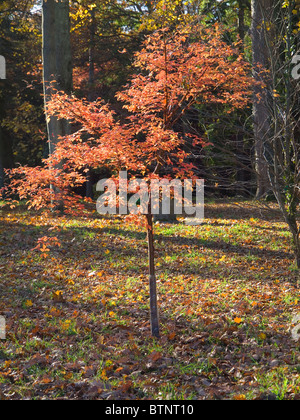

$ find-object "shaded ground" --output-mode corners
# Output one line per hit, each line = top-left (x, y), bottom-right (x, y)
(0, 200), (299, 400)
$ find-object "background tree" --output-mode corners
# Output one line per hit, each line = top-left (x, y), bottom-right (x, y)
(43, 0), (73, 154)
(0, 0), (44, 194)
(168, 0), (256, 197)
(42, 0), (73, 208)
(70, 0), (144, 103)
(251, 0), (272, 198)
(257, 0), (300, 267)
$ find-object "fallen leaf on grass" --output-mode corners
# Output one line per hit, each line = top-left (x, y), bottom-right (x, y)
(148, 351), (162, 362)
(52, 290), (65, 303)
(233, 394), (246, 400)
(121, 381), (133, 393)
(168, 332), (176, 340)
(233, 317), (243, 324)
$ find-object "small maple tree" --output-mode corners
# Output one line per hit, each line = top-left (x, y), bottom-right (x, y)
(7, 24), (254, 338)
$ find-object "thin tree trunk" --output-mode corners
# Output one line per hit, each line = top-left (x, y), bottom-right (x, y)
(290, 223), (300, 269)
(263, 1), (300, 270)
(251, 0), (272, 198)
(86, 7), (96, 199)
(235, 1), (249, 195)
(146, 212), (160, 338)
(269, 155), (300, 269)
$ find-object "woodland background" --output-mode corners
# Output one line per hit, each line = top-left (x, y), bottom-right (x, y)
(0, 0), (298, 199)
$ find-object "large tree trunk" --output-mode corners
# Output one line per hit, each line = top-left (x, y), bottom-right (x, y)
(42, 0), (72, 208)
(251, 0), (272, 198)
(42, 0), (72, 152)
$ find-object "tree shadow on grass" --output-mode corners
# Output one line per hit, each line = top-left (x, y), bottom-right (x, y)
(101, 226), (293, 261)
(0, 214), (293, 271)
(204, 201), (283, 219)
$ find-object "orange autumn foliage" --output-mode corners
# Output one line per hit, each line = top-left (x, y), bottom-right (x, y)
(6, 24), (254, 212)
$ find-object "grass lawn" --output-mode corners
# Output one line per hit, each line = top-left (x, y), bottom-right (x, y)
(0, 200), (299, 400)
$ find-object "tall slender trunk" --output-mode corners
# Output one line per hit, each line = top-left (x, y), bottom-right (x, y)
(290, 220), (300, 270)
(251, 0), (272, 198)
(146, 212), (160, 338)
(235, 0), (249, 193)
(86, 8), (96, 199)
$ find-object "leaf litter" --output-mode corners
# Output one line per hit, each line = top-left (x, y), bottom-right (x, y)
(0, 200), (299, 400)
